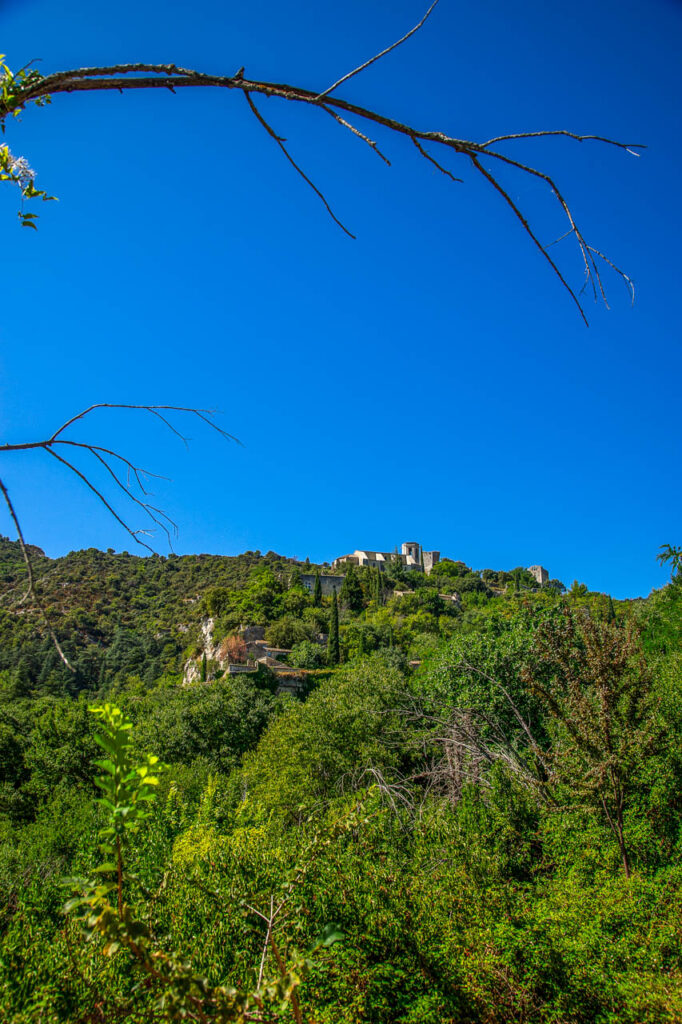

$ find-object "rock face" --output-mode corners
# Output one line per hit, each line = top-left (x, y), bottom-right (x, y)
(182, 620), (297, 685)
(182, 617), (219, 685)
(183, 658), (201, 685)
(201, 617), (217, 659)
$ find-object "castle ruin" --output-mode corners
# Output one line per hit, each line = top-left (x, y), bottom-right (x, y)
(528, 565), (549, 585)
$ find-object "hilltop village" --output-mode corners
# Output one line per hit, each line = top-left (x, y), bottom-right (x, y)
(0, 535), (556, 693)
(295, 540), (549, 597)
(183, 540), (552, 684)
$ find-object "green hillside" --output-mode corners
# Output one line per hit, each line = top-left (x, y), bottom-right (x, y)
(1, 538), (681, 1022)
(0, 537), (599, 695)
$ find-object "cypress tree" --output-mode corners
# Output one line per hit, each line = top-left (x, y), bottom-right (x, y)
(313, 571), (322, 606)
(339, 564), (364, 613)
(328, 590), (340, 665)
(607, 595), (617, 623)
(201, 652), (207, 682)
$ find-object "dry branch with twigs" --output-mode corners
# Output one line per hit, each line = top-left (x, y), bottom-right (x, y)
(0, 404), (238, 667)
(1, 4), (642, 323)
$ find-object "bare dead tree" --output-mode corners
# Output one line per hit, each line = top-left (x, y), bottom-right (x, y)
(394, 689), (553, 809)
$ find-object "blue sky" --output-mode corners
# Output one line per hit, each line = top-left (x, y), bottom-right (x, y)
(0, 0), (680, 598)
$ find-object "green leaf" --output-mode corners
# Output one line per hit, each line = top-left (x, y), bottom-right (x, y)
(63, 897), (87, 913)
(94, 733), (117, 754)
(320, 923), (344, 947)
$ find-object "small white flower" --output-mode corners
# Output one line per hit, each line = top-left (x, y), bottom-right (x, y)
(9, 154), (34, 188)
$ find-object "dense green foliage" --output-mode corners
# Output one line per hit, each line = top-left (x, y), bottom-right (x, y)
(1, 537), (681, 1022)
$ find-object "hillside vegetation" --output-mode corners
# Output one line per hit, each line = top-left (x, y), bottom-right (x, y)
(1, 537), (681, 1022)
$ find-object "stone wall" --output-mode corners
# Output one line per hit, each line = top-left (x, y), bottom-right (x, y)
(300, 573), (346, 596)
(528, 565), (549, 585)
(422, 550), (440, 575)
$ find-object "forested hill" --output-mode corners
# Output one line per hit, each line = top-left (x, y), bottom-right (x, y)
(0, 542), (316, 693)
(2, 533), (682, 1021)
(0, 535), (631, 697)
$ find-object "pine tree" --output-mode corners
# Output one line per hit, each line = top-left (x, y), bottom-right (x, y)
(327, 590), (340, 665)
(313, 571), (322, 606)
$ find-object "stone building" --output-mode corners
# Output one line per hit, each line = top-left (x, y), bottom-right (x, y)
(300, 573), (345, 597)
(528, 565), (549, 586)
(332, 541), (440, 575)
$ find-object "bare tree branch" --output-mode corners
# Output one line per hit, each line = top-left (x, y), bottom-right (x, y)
(0, 476), (74, 670)
(1, 44), (642, 321)
(244, 90), (356, 238)
(410, 135), (463, 182)
(320, 103), (391, 165)
(315, 0), (441, 101)
(0, 405), (237, 554)
(468, 152), (589, 325)
(0, 404), (239, 660)
(478, 129), (645, 156)
(44, 403), (240, 445)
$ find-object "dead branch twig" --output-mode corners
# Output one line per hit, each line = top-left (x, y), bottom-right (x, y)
(2, 51), (642, 320)
(0, 476), (73, 670)
(0, 404), (238, 553)
(244, 90), (355, 238)
(315, 0), (441, 101)
(0, 405), (237, 663)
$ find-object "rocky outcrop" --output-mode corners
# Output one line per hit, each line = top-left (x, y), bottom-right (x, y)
(182, 616), (219, 685)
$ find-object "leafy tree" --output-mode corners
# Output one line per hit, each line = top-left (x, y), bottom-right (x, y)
(289, 566), (302, 588)
(328, 591), (340, 666)
(339, 564), (364, 613)
(429, 559), (471, 581)
(266, 615), (313, 650)
(132, 677), (275, 776)
(64, 703), (316, 1021)
(289, 640), (326, 669)
(658, 543), (682, 583)
(522, 612), (654, 877)
(242, 656), (406, 814)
